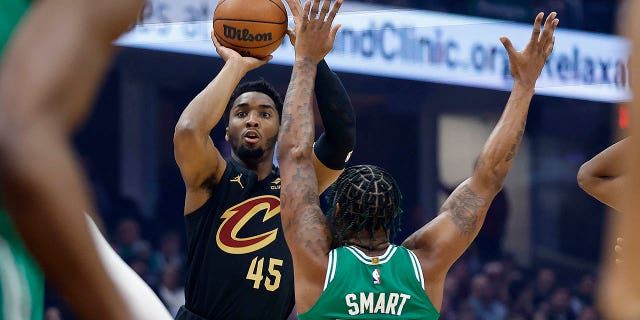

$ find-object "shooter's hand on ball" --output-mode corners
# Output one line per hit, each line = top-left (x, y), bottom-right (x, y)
(211, 31), (272, 71)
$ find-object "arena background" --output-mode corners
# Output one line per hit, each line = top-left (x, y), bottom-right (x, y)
(46, 1), (628, 319)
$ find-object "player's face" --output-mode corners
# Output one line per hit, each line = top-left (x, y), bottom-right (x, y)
(226, 92), (280, 162)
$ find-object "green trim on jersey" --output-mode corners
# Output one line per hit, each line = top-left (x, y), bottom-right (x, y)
(1, 0), (44, 317)
(0, 0), (31, 58)
(0, 209), (44, 320)
(299, 245), (439, 320)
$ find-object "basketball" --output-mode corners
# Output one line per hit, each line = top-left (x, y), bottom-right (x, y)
(213, 0), (288, 58)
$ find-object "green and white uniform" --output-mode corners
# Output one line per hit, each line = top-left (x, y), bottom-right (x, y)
(0, 208), (44, 320)
(0, 1), (44, 319)
(299, 245), (439, 320)
(1, 0), (30, 58)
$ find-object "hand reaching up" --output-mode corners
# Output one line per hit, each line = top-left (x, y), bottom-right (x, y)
(501, 12), (559, 89)
(285, 0), (342, 63)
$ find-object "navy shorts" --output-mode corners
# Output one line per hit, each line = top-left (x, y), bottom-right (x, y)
(175, 306), (209, 320)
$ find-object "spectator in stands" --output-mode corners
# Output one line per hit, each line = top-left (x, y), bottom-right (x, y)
(114, 217), (152, 263)
(158, 265), (185, 317)
(467, 274), (508, 320)
(571, 273), (595, 313)
(577, 306), (597, 320)
(484, 261), (509, 303)
(547, 287), (578, 319)
(508, 277), (535, 318)
(533, 268), (557, 307)
(151, 230), (185, 273)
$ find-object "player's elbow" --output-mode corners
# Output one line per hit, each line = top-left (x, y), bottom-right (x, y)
(577, 162), (600, 193)
(79, 0), (145, 40)
(474, 170), (506, 195)
(173, 121), (201, 147)
(277, 142), (313, 165)
(473, 162), (507, 194)
(576, 163), (590, 192)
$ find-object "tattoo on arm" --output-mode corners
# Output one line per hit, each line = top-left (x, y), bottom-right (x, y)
(281, 165), (332, 252)
(444, 185), (486, 235)
(505, 120), (526, 162)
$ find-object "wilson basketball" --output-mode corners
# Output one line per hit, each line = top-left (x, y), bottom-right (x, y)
(213, 0), (288, 58)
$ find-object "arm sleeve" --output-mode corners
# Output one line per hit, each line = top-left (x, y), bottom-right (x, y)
(313, 59), (356, 170)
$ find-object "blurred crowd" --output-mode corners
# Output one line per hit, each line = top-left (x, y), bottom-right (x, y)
(43, 209), (601, 320)
(439, 254), (598, 320)
(44, 203), (187, 319)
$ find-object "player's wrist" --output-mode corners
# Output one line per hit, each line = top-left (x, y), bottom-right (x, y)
(294, 56), (320, 66)
(512, 80), (536, 93)
(224, 58), (252, 74)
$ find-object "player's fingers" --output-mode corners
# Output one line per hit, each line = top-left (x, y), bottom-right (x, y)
(211, 31), (223, 48)
(617, 237), (624, 245)
(551, 18), (559, 32)
(303, 0), (312, 22)
(531, 12), (543, 42)
(286, 29), (296, 45)
(540, 12), (557, 44)
(327, 0), (342, 24)
(285, 0), (302, 18)
(330, 24), (342, 42)
(310, 0), (321, 19)
(615, 244), (623, 253)
(500, 36), (516, 55)
(544, 35), (555, 56)
(542, 18), (559, 48)
(318, 0), (331, 21)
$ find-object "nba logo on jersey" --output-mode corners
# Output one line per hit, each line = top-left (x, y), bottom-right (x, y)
(372, 269), (381, 285)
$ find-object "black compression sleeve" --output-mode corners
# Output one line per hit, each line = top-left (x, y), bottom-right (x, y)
(313, 59), (356, 170)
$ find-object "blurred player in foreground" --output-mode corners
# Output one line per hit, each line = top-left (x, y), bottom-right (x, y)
(0, 0), (146, 318)
(598, 1), (640, 318)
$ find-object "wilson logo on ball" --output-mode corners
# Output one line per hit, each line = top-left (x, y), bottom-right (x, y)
(223, 25), (273, 42)
(213, 0), (287, 58)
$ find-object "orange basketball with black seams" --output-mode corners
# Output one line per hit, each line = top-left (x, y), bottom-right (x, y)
(213, 0), (288, 58)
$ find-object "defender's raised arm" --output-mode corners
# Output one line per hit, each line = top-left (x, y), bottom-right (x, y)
(403, 12), (559, 310)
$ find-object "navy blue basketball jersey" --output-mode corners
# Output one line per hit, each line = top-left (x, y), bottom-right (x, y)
(182, 158), (294, 319)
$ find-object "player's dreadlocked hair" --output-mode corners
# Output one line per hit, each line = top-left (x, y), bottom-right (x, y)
(325, 165), (403, 247)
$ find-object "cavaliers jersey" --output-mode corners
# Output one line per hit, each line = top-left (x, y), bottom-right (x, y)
(182, 158), (294, 320)
(298, 245), (439, 320)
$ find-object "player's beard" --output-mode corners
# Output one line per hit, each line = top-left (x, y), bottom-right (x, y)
(229, 133), (277, 165)
(236, 145), (264, 160)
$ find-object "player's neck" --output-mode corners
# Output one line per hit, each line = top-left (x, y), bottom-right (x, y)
(232, 152), (274, 181)
(343, 232), (391, 257)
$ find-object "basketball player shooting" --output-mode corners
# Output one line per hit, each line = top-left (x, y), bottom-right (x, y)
(173, 0), (355, 318)
(278, 5), (557, 318)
